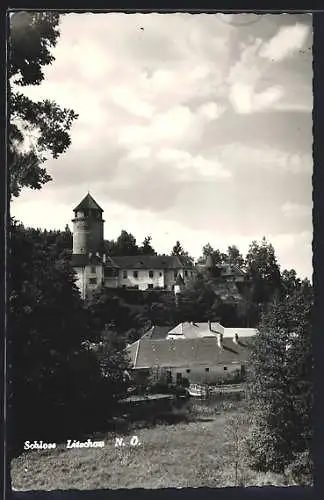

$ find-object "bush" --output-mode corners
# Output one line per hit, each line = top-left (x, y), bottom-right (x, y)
(284, 450), (313, 486)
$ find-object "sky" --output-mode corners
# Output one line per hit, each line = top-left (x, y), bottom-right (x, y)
(10, 12), (313, 279)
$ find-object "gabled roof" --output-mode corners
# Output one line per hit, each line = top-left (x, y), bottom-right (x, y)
(126, 337), (254, 370)
(175, 274), (185, 285)
(73, 193), (103, 213)
(110, 255), (189, 270)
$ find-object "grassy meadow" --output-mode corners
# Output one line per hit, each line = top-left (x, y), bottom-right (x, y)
(10, 399), (292, 491)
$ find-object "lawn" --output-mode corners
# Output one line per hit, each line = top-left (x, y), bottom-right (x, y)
(11, 401), (289, 490)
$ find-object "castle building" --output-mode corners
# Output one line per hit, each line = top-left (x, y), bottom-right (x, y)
(71, 193), (193, 299)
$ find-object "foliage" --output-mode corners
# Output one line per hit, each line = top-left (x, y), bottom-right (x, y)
(197, 243), (228, 265)
(227, 245), (245, 269)
(9, 12), (78, 197)
(112, 230), (139, 256)
(245, 237), (282, 305)
(9, 220), (102, 447)
(84, 287), (148, 343)
(91, 323), (130, 401)
(171, 240), (194, 265)
(246, 285), (313, 480)
(140, 235), (156, 255)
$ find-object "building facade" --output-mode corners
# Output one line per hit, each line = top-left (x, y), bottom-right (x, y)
(126, 328), (256, 385)
(71, 193), (193, 299)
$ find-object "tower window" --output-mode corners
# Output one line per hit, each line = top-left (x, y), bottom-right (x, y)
(91, 266), (96, 274)
(122, 270), (127, 279)
(149, 270), (154, 278)
(133, 271), (138, 278)
(89, 278), (97, 285)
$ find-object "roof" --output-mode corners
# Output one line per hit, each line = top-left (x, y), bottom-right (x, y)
(197, 261), (245, 278)
(175, 274), (185, 285)
(71, 253), (103, 267)
(142, 326), (173, 340)
(109, 255), (189, 270)
(167, 322), (258, 339)
(126, 337), (254, 370)
(73, 193), (103, 213)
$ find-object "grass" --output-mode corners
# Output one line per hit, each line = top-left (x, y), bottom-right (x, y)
(11, 401), (290, 491)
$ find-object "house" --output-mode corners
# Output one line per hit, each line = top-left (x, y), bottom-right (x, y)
(126, 326), (256, 385)
(70, 193), (193, 299)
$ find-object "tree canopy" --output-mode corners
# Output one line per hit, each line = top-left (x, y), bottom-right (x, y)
(246, 285), (313, 483)
(9, 12), (78, 197)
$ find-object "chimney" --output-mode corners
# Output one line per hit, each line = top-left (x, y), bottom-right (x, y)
(217, 333), (223, 349)
(208, 320), (212, 331)
(233, 333), (239, 344)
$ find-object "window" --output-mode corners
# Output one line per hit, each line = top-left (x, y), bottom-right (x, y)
(223, 366), (228, 371)
(89, 278), (97, 285)
(149, 270), (154, 278)
(133, 271), (138, 278)
(184, 270), (188, 277)
(122, 270), (127, 279)
(91, 266), (96, 274)
(133, 285), (139, 289)
(171, 285), (175, 290)
(205, 367), (209, 372)
(174, 271), (177, 279)
(147, 284), (154, 289)
(186, 369), (191, 374)
(159, 272), (162, 277)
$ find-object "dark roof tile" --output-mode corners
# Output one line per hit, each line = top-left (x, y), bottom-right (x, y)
(73, 193), (103, 213)
(127, 337), (254, 369)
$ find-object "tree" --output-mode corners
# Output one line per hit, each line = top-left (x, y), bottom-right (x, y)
(197, 243), (227, 265)
(227, 245), (245, 269)
(246, 285), (313, 483)
(9, 220), (100, 448)
(245, 237), (282, 305)
(112, 230), (139, 256)
(9, 12), (78, 197)
(139, 236), (156, 255)
(171, 240), (194, 265)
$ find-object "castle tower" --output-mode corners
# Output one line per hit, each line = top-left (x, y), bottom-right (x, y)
(72, 193), (104, 255)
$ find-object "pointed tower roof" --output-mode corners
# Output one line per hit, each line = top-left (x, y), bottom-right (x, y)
(175, 274), (185, 285)
(73, 193), (103, 212)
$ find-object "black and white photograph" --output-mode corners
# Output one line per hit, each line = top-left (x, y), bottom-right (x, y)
(8, 11), (313, 491)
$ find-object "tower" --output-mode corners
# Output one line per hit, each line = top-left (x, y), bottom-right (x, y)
(72, 193), (104, 255)
(71, 193), (105, 300)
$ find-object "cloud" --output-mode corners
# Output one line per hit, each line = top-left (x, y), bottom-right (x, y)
(10, 13), (313, 279)
(260, 22), (310, 62)
(281, 202), (312, 218)
(156, 148), (231, 179)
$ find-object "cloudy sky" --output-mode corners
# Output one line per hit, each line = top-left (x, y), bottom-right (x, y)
(11, 12), (313, 278)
